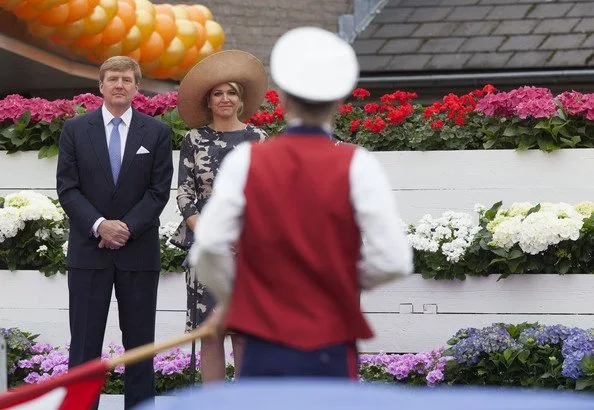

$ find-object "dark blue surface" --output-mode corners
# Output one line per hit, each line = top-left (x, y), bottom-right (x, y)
(133, 379), (594, 410)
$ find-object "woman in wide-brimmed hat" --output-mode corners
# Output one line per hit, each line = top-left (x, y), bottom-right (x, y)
(170, 50), (268, 382)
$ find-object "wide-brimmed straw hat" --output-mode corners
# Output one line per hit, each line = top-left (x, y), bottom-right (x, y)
(271, 27), (359, 102)
(177, 50), (268, 128)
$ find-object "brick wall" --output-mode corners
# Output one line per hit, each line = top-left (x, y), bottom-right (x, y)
(172, 0), (352, 69)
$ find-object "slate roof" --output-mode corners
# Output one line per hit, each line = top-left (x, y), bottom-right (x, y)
(353, 0), (594, 73)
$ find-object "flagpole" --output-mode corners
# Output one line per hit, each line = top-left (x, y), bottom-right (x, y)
(106, 325), (214, 370)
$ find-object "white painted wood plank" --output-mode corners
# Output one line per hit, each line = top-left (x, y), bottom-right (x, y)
(361, 313), (594, 353)
(0, 152), (181, 190)
(375, 149), (594, 189)
(5, 271), (591, 315)
(5, 150), (594, 191)
(4, 308), (592, 354)
(362, 275), (594, 314)
(4, 186), (592, 235)
(4, 151), (594, 223)
(0, 271), (185, 311)
(0, 308), (198, 351)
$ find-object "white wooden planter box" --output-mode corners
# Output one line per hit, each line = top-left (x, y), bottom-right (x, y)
(2, 149), (594, 223)
(1, 270), (593, 353)
(2, 149), (594, 353)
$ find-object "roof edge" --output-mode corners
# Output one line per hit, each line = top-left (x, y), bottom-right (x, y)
(339, 0), (388, 44)
(358, 68), (594, 88)
(0, 33), (177, 94)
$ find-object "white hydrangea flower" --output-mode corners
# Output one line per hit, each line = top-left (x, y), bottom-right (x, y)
(407, 211), (479, 263)
(159, 221), (179, 239)
(489, 202), (585, 254)
(474, 203), (486, 214)
(4, 191), (64, 222)
(574, 201), (594, 217)
(490, 215), (523, 250)
(506, 202), (535, 217)
(62, 241), (68, 257)
(36, 244), (48, 254)
(35, 228), (51, 241)
(0, 207), (25, 242)
(518, 211), (582, 255)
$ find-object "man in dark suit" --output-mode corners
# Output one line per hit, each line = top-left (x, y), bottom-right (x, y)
(56, 56), (173, 409)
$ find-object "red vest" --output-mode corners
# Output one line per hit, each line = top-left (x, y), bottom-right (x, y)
(225, 134), (373, 350)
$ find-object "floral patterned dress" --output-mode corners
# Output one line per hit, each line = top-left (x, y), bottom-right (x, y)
(172, 124), (267, 331)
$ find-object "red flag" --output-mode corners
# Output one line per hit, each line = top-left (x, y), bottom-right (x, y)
(0, 359), (108, 410)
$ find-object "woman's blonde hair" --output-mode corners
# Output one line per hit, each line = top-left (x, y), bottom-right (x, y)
(206, 82), (245, 118)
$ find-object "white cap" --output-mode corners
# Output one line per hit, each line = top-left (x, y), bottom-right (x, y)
(270, 27), (359, 102)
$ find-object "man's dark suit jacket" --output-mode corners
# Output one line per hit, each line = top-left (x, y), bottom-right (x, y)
(56, 107), (173, 271)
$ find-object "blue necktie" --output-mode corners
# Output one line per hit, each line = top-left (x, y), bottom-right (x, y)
(108, 117), (123, 183)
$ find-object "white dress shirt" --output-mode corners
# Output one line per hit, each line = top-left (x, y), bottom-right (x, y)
(91, 105), (133, 235)
(189, 142), (414, 306)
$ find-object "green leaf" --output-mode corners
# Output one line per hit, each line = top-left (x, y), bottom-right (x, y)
(45, 144), (59, 158)
(1, 127), (18, 140)
(508, 257), (523, 273)
(526, 204), (541, 216)
(40, 129), (50, 142)
(575, 378), (594, 391)
(536, 136), (549, 152)
(38, 145), (49, 159)
(17, 110), (31, 127)
(483, 140), (496, 149)
(503, 125), (520, 137)
(484, 201), (503, 220)
(534, 121), (550, 130)
(517, 349), (530, 364)
(581, 354), (594, 376)
(558, 259), (571, 275)
(507, 249), (524, 259)
(516, 140), (532, 151)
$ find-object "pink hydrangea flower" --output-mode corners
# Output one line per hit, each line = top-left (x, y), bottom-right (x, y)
(476, 86), (557, 119)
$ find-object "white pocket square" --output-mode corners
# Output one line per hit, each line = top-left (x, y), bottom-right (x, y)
(136, 146), (150, 154)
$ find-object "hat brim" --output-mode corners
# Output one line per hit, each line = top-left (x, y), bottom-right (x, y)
(177, 50), (268, 128)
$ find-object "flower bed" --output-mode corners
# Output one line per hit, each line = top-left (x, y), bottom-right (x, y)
(2, 190), (594, 279)
(0, 191), (184, 275)
(3, 85), (594, 157)
(3, 188), (593, 279)
(3, 322), (593, 393)
(408, 201), (594, 280)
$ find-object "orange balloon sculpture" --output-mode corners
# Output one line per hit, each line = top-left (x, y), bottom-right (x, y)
(1, 0), (224, 79)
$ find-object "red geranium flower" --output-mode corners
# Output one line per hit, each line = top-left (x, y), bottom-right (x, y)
(350, 119), (362, 132)
(431, 120), (444, 129)
(265, 90), (280, 105)
(352, 88), (371, 99)
(364, 103), (379, 113)
(339, 104), (353, 114)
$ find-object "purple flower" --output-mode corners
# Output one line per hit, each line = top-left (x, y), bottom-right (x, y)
(520, 324), (583, 346)
(23, 372), (41, 384)
(448, 324), (521, 364)
(362, 348), (448, 386)
(18, 359), (34, 369)
(31, 355), (44, 365)
(30, 342), (55, 354)
(52, 364), (68, 376)
(561, 329), (594, 379)
(426, 369), (444, 386)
